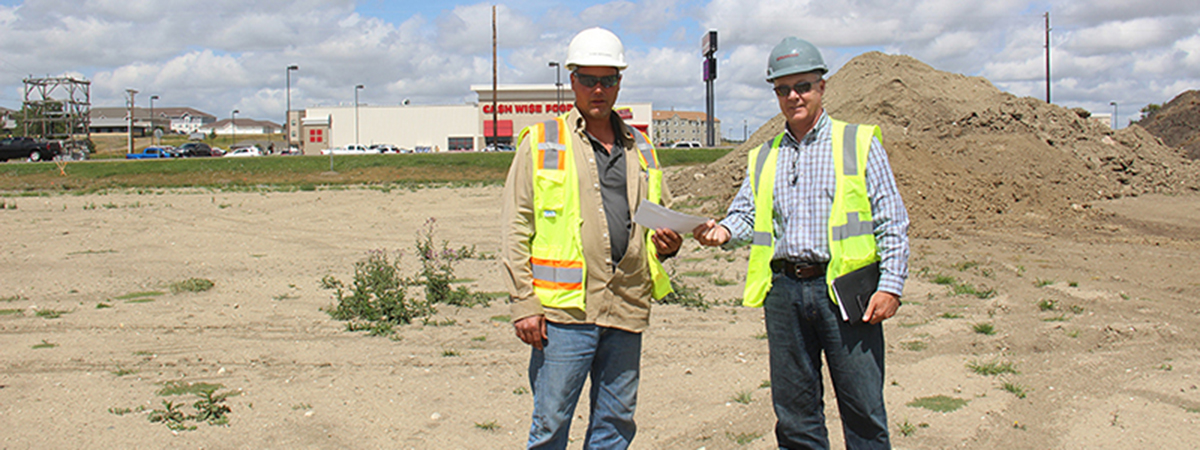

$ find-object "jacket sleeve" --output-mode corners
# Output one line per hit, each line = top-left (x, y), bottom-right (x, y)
(501, 137), (544, 321)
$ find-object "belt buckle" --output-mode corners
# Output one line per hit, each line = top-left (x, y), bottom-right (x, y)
(792, 262), (811, 278)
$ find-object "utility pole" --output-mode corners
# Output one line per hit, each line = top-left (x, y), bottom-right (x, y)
(1110, 101), (1118, 129)
(702, 30), (718, 147)
(231, 109), (239, 150)
(149, 95), (158, 144)
(354, 84), (363, 146)
(1045, 12), (1051, 104)
(286, 65), (298, 147)
(548, 61), (562, 105)
(126, 88), (137, 154)
(491, 4), (497, 149)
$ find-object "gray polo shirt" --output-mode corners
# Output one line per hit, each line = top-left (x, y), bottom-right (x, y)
(586, 121), (631, 268)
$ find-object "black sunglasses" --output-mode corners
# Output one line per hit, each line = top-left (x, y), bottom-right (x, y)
(773, 80), (818, 97)
(574, 73), (621, 88)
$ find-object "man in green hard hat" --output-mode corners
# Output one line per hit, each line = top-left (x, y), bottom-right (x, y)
(693, 37), (910, 449)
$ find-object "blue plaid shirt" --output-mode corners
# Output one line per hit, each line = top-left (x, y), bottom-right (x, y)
(719, 112), (910, 296)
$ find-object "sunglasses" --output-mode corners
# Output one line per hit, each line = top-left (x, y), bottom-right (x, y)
(574, 73), (621, 88)
(773, 80), (818, 97)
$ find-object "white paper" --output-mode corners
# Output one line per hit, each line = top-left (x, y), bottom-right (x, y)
(632, 199), (710, 234)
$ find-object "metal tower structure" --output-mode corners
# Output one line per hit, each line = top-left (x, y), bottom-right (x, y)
(23, 76), (92, 158)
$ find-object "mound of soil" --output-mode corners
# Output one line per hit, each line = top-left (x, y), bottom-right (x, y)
(669, 52), (1200, 237)
(1137, 89), (1200, 159)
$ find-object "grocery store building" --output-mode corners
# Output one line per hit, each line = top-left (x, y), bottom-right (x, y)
(292, 84), (651, 154)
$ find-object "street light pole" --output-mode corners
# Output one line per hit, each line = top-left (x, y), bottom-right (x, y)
(1110, 101), (1118, 129)
(286, 65), (298, 147)
(548, 61), (562, 105)
(231, 109), (239, 151)
(149, 95), (159, 144)
(354, 84), (364, 147)
(743, 119), (747, 142)
(126, 89), (137, 154)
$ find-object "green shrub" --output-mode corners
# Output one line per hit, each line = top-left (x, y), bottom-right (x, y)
(415, 218), (491, 307)
(322, 249), (434, 329)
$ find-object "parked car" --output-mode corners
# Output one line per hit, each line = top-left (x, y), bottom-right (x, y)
(280, 146), (302, 156)
(125, 146), (174, 159)
(320, 144), (380, 155)
(370, 144), (401, 154)
(0, 136), (61, 161)
(484, 144), (515, 152)
(177, 142), (215, 157)
(672, 141), (702, 148)
(223, 146), (262, 157)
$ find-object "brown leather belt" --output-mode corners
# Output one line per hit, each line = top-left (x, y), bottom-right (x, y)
(771, 259), (827, 279)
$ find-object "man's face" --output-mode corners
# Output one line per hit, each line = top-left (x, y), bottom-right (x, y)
(571, 66), (621, 122)
(772, 71), (825, 133)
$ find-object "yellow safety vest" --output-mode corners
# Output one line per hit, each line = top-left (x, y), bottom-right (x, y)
(742, 119), (882, 307)
(518, 113), (673, 311)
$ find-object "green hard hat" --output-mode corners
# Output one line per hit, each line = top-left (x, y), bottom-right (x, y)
(766, 37), (827, 82)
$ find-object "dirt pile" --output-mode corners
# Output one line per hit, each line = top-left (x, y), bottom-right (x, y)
(1137, 89), (1200, 159)
(669, 52), (1200, 237)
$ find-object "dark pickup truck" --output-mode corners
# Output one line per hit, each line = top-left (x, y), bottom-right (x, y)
(0, 137), (60, 162)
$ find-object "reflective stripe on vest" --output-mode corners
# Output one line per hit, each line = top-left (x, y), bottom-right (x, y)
(741, 120), (881, 307)
(519, 114), (673, 311)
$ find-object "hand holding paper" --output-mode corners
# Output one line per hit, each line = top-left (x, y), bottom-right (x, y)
(632, 200), (710, 235)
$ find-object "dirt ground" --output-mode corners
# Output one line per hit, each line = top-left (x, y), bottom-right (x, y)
(1, 184), (1197, 449)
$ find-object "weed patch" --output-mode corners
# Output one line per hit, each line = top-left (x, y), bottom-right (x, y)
(35, 309), (69, 319)
(475, 420), (500, 431)
(897, 419), (929, 436)
(0, 308), (22, 316)
(322, 249), (434, 335)
(32, 339), (57, 349)
(900, 341), (928, 351)
(968, 360), (1019, 376)
(659, 271), (712, 311)
(139, 381), (239, 431)
(116, 291), (165, 300)
(907, 395), (968, 412)
(972, 322), (996, 335)
(727, 431), (763, 445)
(1001, 382), (1029, 399)
(170, 278), (214, 293)
(731, 390), (753, 404)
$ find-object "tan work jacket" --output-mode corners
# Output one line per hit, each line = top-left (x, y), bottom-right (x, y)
(500, 108), (671, 333)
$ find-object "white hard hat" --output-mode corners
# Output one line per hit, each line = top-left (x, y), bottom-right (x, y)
(565, 27), (627, 71)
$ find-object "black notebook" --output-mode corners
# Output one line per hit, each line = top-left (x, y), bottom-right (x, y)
(832, 262), (880, 324)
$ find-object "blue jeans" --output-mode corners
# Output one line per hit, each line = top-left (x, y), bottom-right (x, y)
(764, 272), (889, 450)
(527, 322), (641, 449)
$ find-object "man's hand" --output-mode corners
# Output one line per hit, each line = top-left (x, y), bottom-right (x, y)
(693, 220), (731, 247)
(651, 228), (682, 258)
(514, 315), (548, 350)
(862, 291), (900, 324)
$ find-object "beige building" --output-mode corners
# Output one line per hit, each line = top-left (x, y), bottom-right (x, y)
(295, 84), (654, 154)
(652, 110), (721, 146)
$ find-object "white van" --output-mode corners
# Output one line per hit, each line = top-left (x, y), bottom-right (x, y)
(672, 141), (702, 148)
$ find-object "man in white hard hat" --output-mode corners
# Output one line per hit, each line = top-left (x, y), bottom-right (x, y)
(693, 37), (910, 449)
(501, 27), (682, 449)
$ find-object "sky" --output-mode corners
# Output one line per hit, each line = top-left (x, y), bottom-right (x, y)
(0, 0), (1197, 139)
